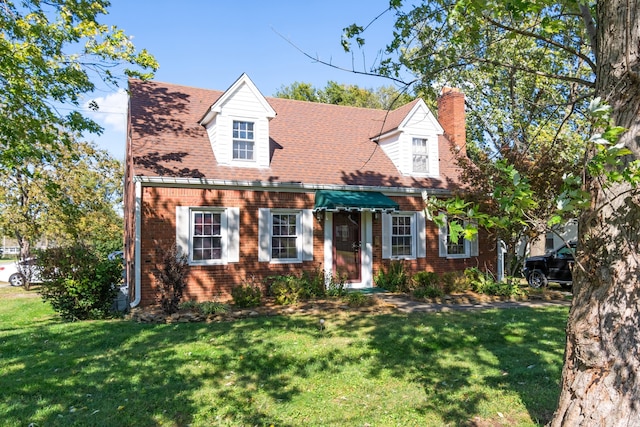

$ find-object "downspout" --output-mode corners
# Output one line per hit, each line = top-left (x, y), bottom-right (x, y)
(130, 180), (142, 307)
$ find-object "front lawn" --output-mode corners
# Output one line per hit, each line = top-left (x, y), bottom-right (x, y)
(0, 287), (568, 426)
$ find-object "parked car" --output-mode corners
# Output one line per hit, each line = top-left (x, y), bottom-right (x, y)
(0, 258), (42, 287)
(523, 242), (576, 289)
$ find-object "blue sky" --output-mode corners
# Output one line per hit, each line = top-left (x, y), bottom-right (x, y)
(84, 0), (403, 159)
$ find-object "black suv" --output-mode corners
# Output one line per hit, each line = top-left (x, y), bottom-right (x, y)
(523, 242), (576, 289)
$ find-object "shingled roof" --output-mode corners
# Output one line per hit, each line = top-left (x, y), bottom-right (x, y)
(128, 79), (464, 190)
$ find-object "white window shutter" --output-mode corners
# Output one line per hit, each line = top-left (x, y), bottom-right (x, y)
(381, 212), (392, 259)
(176, 206), (190, 258)
(227, 208), (240, 262)
(417, 210), (427, 258)
(470, 226), (479, 257)
(438, 215), (448, 257)
(258, 208), (271, 262)
(302, 209), (314, 261)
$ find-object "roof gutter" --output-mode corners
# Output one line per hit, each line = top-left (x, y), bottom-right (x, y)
(132, 175), (453, 197)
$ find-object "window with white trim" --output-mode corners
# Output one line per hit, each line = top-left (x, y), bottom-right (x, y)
(391, 215), (413, 257)
(412, 137), (429, 173)
(272, 212), (300, 260)
(192, 211), (222, 261)
(438, 216), (479, 259)
(175, 206), (240, 266)
(232, 120), (254, 160)
(258, 208), (314, 263)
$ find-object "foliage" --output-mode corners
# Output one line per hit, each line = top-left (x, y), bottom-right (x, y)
(412, 271), (445, 298)
(326, 274), (348, 297)
(0, 0), (155, 265)
(374, 260), (410, 292)
(275, 80), (414, 109)
(439, 271), (470, 294)
(464, 267), (527, 298)
(267, 269), (347, 304)
(342, 291), (376, 307)
(36, 244), (122, 321)
(412, 285), (445, 299)
(268, 274), (304, 305)
(179, 300), (230, 316)
(153, 245), (188, 315)
(231, 278), (263, 308)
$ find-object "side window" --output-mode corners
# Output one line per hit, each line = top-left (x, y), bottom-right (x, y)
(438, 216), (479, 259)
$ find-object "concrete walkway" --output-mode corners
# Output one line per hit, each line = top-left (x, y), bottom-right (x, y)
(375, 292), (572, 313)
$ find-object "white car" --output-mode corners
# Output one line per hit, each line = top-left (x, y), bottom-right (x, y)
(0, 258), (42, 287)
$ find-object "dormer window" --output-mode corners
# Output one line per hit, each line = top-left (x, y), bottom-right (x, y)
(412, 137), (429, 173)
(232, 120), (255, 161)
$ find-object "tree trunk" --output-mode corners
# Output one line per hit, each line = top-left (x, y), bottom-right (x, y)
(550, 0), (640, 425)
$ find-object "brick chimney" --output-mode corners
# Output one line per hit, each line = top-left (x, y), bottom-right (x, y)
(437, 87), (466, 155)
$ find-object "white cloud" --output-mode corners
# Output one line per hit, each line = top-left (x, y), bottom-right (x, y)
(85, 89), (128, 133)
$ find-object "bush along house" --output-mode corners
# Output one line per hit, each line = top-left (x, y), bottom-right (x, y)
(124, 73), (496, 307)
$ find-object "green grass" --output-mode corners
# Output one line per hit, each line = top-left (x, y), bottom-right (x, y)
(0, 286), (569, 426)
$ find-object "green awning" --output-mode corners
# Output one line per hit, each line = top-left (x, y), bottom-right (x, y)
(313, 190), (399, 212)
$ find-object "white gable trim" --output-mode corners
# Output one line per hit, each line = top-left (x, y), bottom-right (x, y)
(397, 99), (443, 133)
(200, 73), (276, 126)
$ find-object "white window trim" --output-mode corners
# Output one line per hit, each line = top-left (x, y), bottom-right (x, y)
(382, 211), (426, 260)
(259, 208), (313, 264)
(176, 206), (240, 266)
(232, 120), (256, 163)
(438, 216), (479, 259)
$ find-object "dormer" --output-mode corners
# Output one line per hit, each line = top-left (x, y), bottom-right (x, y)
(199, 74), (276, 168)
(374, 99), (443, 178)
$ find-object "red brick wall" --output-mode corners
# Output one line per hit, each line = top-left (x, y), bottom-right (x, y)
(135, 186), (496, 306)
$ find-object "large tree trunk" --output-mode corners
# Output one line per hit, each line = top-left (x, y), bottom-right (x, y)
(550, 0), (640, 425)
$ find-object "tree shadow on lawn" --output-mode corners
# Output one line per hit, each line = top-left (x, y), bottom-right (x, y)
(0, 307), (567, 426)
(0, 315), (367, 426)
(359, 306), (568, 425)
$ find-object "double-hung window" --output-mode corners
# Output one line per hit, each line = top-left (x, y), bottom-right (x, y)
(258, 208), (313, 263)
(412, 137), (429, 173)
(391, 215), (413, 257)
(382, 211), (425, 260)
(192, 211), (222, 261)
(438, 216), (479, 259)
(175, 206), (240, 265)
(232, 120), (254, 160)
(272, 213), (299, 260)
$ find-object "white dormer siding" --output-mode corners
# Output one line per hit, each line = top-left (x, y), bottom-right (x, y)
(377, 100), (443, 178)
(200, 73), (276, 168)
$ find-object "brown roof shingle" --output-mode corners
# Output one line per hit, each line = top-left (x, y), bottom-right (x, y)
(128, 79), (463, 190)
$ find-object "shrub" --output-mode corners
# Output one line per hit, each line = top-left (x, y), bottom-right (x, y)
(231, 278), (262, 308)
(343, 291), (375, 307)
(299, 268), (327, 298)
(36, 244), (122, 321)
(463, 268), (527, 298)
(440, 271), (470, 293)
(268, 274), (303, 305)
(154, 245), (188, 315)
(197, 301), (230, 315)
(413, 286), (445, 299)
(412, 271), (439, 288)
(326, 274), (347, 297)
(375, 261), (410, 293)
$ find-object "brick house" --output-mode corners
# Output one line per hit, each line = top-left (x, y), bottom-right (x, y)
(124, 74), (496, 307)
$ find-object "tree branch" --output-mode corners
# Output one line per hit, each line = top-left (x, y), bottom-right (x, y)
(482, 14), (597, 72)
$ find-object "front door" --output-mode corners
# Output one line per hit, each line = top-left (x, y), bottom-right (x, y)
(333, 212), (361, 283)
